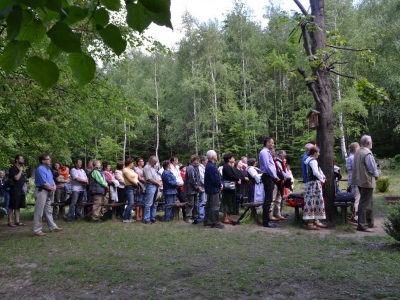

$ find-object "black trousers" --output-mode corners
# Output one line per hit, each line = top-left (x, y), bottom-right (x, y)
(204, 193), (221, 225)
(261, 174), (275, 224)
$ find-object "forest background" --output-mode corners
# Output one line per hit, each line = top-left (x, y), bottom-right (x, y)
(0, 0), (399, 178)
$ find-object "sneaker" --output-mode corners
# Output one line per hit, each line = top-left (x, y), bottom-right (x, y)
(184, 218), (192, 223)
(123, 219), (131, 223)
(211, 223), (225, 229)
(142, 221), (152, 225)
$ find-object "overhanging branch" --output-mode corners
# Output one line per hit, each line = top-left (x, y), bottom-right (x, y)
(328, 69), (355, 79)
(293, 0), (308, 16)
(326, 44), (371, 51)
(297, 68), (321, 103)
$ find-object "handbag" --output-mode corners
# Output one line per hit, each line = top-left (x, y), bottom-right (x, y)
(335, 192), (355, 203)
(223, 181), (236, 190)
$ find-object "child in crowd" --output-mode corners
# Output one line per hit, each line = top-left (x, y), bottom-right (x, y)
(59, 165), (71, 194)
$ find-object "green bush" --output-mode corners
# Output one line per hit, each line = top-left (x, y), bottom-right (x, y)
(376, 177), (390, 193)
(383, 203), (400, 242)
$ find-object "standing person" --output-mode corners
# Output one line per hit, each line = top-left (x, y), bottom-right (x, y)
(346, 142), (361, 222)
(220, 153), (240, 224)
(303, 147), (327, 230)
(301, 142), (316, 183)
(33, 154), (63, 236)
(67, 159), (88, 221)
(52, 162), (69, 218)
(114, 162), (126, 219)
(161, 160), (180, 221)
(170, 157), (187, 219)
(246, 158), (264, 203)
(142, 156), (162, 224)
(184, 154), (203, 224)
(352, 135), (380, 232)
(88, 160), (108, 223)
(134, 157), (146, 219)
(7, 155), (27, 227)
(259, 137), (278, 228)
(198, 156), (207, 221)
(0, 171), (6, 215)
(204, 150), (224, 229)
(122, 158), (138, 223)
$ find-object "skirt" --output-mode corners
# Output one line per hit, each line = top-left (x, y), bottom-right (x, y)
(303, 180), (326, 220)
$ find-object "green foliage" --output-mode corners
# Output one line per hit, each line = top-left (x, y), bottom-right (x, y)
(376, 177), (390, 193)
(0, 0), (173, 88)
(354, 77), (389, 106)
(387, 155), (400, 170)
(383, 203), (400, 242)
(26, 57), (59, 91)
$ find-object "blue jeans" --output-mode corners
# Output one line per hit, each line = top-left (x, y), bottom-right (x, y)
(143, 184), (157, 222)
(137, 193), (144, 205)
(67, 191), (84, 220)
(164, 194), (176, 221)
(124, 185), (135, 220)
(198, 191), (206, 218)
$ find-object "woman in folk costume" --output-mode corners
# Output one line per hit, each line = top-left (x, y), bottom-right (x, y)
(303, 146), (327, 230)
(246, 158), (264, 203)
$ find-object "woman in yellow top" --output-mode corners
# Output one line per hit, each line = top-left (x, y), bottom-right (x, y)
(122, 158), (138, 223)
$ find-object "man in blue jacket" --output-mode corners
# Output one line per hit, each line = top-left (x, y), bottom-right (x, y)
(204, 150), (224, 229)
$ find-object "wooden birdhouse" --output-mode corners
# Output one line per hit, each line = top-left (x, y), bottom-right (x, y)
(307, 109), (320, 128)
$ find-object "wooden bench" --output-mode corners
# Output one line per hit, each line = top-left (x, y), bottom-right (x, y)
(283, 192), (305, 224)
(385, 196), (400, 205)
(334, 201), (353, 224)
(164, 202), (186, 220)
(103, 202), (126, 220)
(242, 202), (263, 221)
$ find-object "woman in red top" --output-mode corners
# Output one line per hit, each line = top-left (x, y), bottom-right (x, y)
(179, 165), (186, 193)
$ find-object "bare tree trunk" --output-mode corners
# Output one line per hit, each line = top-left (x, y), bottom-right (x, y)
(336, 73), (347, 161)
(154, 55), (159, 157)
(242, 51), (248, 154)
(295, 0), (336, 221)
(192, 61), (198, 155)
(210, 58), (220, 153)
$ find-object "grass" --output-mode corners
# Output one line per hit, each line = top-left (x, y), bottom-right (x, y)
(1, 168), (400, 299)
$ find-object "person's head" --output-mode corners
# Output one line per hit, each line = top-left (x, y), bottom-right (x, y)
(14, 154), (24, 165)
(148, 156), (158, 166)
(116, 162), (124, 170)
(206, 150), (217, 163)
(241, 156), (248, 164)
(125, 157), (134, 168)
(200, 156), (208, 166)
(360, 135), (373, 149)
(247, 158), (257, 166)
(136, 157), (144, 167)
(87, 161), (93, 169)
(0, 170), (4, 178)
(93, 160), (101, 168)
(39, 153), (51, 166)
(305, 143), (313, 154)
(190, 154), (200, 165)
(102, 161), (111, 171)
(162, 160), (171, 170)
(74, 158), (82, 169)
(349, 142), (360, 154)
(170, 157), (179, 166)
(308, 140), (317, 146)
(234, 160), (243, 169)
(277, 150), (286, 160)
(179, 165), (186, 173)
(52, 162), (61, 170)
(223, 152), (235, 164)
(309, 146), (320, 158)
(263, 137), (275, 150)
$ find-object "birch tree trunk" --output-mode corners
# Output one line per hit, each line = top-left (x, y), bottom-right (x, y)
(154, 55), (160, 158)
(336, 73), (347, 161)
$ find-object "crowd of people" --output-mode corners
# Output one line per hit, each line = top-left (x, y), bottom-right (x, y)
(0, 135), (380, 235)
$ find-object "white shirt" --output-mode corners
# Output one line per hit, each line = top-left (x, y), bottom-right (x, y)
(305, 157), (325, 183)
(70, 168), (87, 192)
(170, 164), (183, 185)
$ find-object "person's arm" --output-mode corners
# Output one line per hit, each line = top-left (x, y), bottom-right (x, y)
(248, 167), (261, 184)
(309, 160), (325, 182)
(72, 169), (88, 184)
(115, 171), (125, 185)
(91, 170), (108, 187)
(12, 166), (23, 181)
(166, 172), (178, 187)
(365, 154), (380, 179)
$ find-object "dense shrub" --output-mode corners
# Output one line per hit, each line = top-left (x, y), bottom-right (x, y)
(376, 177), (390, 193)
(383, 203), (400, 242)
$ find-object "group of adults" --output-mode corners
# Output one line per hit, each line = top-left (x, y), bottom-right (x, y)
(301, 134), (380, 231)
(1, 134), (380, 235)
